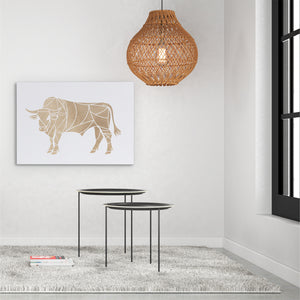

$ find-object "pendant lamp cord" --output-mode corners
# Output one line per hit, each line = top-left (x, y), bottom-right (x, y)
(161, 0), (163, 10)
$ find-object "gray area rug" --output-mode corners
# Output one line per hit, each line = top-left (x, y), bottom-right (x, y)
(0, 246), (280, 293)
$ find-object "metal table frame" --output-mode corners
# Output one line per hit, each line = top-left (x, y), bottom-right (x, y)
(77, 189), (146, 257)
(104, 202), (172, 272)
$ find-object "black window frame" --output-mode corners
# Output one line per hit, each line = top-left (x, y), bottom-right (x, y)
(272, 0), (300, 222)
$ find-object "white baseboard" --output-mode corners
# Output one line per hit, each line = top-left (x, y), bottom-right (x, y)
(0, 237), (224, 248)
(224, 238), (300, 288)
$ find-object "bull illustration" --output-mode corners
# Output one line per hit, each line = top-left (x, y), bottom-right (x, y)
(26, 97), (121, 155)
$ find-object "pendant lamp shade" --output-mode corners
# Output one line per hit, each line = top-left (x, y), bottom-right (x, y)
(127, 10), (198, 86)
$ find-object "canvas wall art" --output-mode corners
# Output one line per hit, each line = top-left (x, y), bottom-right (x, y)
(17, 82), (134, 165)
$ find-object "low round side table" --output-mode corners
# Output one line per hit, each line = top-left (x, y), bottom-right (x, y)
(77, 188), (146, 257)
(104, 202), (173, 272)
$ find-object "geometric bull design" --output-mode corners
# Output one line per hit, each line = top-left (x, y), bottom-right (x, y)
(26, 97), (121, 155)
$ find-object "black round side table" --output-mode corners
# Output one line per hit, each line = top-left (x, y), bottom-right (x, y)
(77, 188), (146, 257)
(104, 202), (173, 272)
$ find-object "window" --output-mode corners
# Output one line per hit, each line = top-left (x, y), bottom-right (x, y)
(272, 0), (300, 221)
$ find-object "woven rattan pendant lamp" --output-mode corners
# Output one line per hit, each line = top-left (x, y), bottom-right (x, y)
(127, 0), (198, 86)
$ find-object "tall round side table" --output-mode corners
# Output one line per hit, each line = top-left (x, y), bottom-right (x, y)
(77, 188), (146, 257)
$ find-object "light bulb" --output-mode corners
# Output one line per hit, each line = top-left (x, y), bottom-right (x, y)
(157, 47), (167, 64)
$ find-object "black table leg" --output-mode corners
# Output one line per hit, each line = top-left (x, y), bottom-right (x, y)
(158, 209), (160, 272)
(131, 209), (133, 262)
(78, 192), (80, 257)
(150, 210), (152, 264)
(124, 195), (126, 253)
(131, 195), (133, 261)
(105, 206), (107, 267)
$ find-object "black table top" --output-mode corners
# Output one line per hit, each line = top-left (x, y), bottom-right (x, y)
(104, 202), (173, 211)
(77, 188), (146, 195)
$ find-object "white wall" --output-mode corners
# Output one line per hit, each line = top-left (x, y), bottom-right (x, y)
(1, 0), (299, 287)
(224, 0), (300, 286)
(0, 0), (224, 246)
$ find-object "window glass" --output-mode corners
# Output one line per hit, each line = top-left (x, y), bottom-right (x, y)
(283, 0), (291, 34)
(282, 119), (292, 196)
(283, 40), (291, 113)
(282, 119), (300, 198)
(294, 0), (300, 30)
(282, 35), (299, 114)
(294, 118), (300, 198)
(294, 35), (300, 112)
